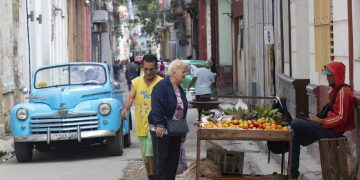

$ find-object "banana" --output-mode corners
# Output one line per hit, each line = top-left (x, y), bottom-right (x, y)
(263, 110), (268, 117)
(269, 109), (279, 117)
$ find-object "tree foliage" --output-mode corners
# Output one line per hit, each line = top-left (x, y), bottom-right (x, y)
(132, 0), (159, 36)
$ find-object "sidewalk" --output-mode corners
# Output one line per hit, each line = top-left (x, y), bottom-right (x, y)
(0, 135), (14, 162)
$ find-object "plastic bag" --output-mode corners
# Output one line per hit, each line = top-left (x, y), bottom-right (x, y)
(235, 99), (248, 111)
(176, 143), (188, 175)
(186, 91), (193, 101)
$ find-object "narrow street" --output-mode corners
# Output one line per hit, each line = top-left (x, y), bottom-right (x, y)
(1, 1), (360, 180)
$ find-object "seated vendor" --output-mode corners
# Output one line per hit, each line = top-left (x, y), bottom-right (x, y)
(187, 60), (216, 101)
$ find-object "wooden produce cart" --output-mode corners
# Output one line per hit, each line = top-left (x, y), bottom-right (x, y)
(196, 128), (293, 179)
(195, 96), (293, 179)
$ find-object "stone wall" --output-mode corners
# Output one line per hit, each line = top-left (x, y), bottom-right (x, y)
(277, 73), (310, 118)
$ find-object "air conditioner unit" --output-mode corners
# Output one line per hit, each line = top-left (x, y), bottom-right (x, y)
(92, 24), (99, 32)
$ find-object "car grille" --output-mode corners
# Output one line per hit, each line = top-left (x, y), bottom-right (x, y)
(30, 112), (99, 134)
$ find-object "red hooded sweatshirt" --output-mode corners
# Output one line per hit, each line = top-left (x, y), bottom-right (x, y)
(322, 61), (355, 133)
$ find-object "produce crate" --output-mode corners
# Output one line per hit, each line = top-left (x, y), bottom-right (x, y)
(206, 149), (244, 175)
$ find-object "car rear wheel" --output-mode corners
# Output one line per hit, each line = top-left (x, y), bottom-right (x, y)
(107, 129), (123, 156)
(14, 142), (33, 162)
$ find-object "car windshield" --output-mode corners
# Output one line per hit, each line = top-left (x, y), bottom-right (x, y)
(35, 64), (106, 88)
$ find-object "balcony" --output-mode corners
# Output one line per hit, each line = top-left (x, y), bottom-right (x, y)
(92, 10), (108, 23)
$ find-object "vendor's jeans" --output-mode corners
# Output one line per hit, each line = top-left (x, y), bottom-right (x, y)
(151, 131), (182, 180)
(290, 118), (342, 178)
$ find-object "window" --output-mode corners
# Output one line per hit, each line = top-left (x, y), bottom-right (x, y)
(35, 64), (106, 89)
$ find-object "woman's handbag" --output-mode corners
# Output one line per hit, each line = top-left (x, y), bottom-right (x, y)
(167, 118), (189, 136)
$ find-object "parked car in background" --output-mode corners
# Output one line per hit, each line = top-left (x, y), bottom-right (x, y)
(181, 59), (217, 96)
(180, 60), (205, 90)
(10, 62), (131, 162)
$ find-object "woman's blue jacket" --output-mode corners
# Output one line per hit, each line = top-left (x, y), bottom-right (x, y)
(148, 77), (188, 128)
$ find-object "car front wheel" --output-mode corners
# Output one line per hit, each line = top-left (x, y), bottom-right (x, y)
(14, 142), (33, 162)
(124, 133), (131, 147)
(107, 129), (124, 156)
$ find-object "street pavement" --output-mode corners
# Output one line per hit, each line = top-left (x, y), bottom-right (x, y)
(0, 72), (323, 179)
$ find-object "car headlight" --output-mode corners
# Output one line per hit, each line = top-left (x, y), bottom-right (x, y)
(16, 108), (28, 120)
(98, 103), (111, 115)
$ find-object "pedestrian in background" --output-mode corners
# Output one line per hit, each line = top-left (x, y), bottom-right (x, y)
(112, 60), (120, 81)
(118, 60), (123, 74)
(126, 56), (140, 90)
(290, 61), (355, 179)
(149, 60), (189, 180)
(187, 59), (216, 101)
(159, 61), (165, 77)
(121, 54), (163, 180)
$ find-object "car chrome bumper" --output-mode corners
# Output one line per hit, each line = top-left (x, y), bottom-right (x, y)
(14, 130), (117, 143)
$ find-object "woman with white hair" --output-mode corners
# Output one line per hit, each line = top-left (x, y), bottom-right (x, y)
(187, 59), (216, 101)
(148, 59), (189, 180)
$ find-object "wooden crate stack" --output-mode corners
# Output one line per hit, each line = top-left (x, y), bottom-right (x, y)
(206, 149), (245, 175)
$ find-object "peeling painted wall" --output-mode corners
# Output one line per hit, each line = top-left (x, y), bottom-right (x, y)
(0, 0), (20, 134)
(0, 0), (16, 94)
(68, 0), (90, 62)
(0, 0), (70, 134)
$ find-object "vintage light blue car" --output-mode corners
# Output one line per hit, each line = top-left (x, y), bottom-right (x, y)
(10, 62), (131, 162)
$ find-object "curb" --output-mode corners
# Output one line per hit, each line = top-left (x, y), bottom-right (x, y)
(0, 135), (14, 152)
(0, 135), (14, 162)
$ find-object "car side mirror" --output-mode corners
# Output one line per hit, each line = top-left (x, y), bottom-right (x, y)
(111, 81), (119, 87)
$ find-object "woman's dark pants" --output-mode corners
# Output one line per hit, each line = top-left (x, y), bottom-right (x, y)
(151, 131), (182, 180)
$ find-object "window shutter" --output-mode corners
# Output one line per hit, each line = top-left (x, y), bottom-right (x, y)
(314, 0), (333, 72)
